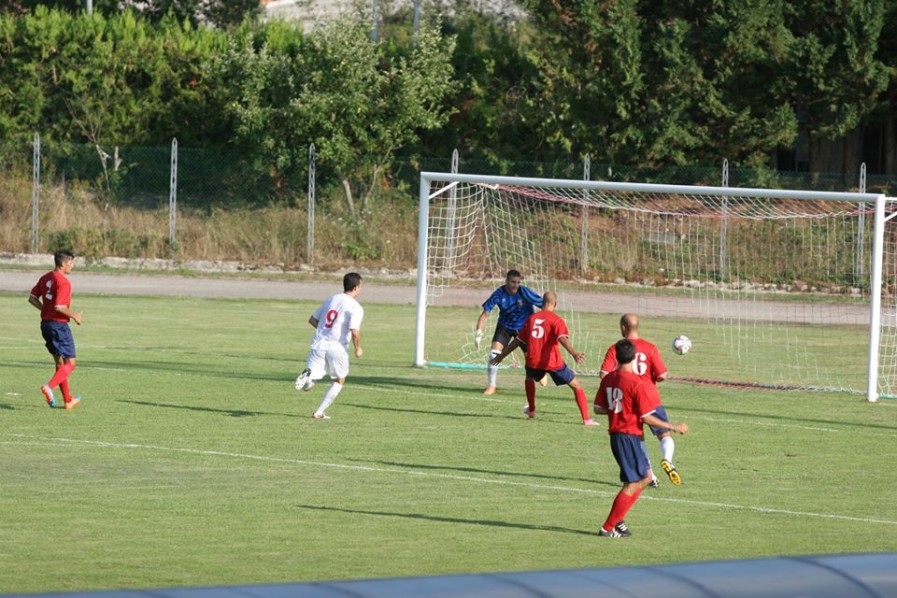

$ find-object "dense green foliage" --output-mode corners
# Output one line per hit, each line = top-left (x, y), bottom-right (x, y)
(0, 10), (455, 209)
(0, 1), (895, 201)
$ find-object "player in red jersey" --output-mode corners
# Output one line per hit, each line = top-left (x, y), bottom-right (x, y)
(594, 339), (688, 537)
(28, 250), (83, 410)
(600, 313), (681, 486)
(490, 291), (598, 426)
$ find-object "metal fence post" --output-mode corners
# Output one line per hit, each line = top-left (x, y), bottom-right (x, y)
(308, 143), (316, 268)
(720, 158), (729, 280)
(857, 162), (866, 282)
(412, 0), (422, 47)
(581, 154), (590, 276)
(371, 0), (379, 42)
(31, 133), (40, 254)
(169, 138), (178, 248)
(443, 149), (459, 269)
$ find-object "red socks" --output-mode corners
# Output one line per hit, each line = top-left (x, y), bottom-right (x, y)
(525, 379), (536, 412)
(48, 362), (75, 392)
(602, 487), (643, 530)
(573, 387), (589, 421)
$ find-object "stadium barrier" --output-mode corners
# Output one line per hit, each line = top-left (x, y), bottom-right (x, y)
(11, 552), (897, 597)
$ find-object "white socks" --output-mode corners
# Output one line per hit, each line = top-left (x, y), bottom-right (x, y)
(661, 435), (675, 463)
(487, 350), (500, 387)
(315, 382), (343, 416)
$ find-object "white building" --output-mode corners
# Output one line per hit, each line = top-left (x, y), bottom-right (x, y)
(263, 0), (526, 31)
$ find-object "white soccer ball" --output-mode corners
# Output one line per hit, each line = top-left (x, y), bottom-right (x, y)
(672, 335), (692, 355)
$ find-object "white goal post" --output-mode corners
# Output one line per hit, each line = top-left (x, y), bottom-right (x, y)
(414, 171), (897, 402)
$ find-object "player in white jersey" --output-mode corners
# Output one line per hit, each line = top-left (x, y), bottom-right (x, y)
(294, 272), (364, 419)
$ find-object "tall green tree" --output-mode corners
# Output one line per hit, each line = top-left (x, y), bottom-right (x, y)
(783, 0), (890, 173)
(517, 0), (797, 169)
(216, 18), (456, 215)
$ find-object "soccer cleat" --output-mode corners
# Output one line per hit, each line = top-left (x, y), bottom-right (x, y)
(64, 396), (81, 410)
(614, 521), (632, 537)
(650, 478), (660, 488)
(598, 527), (623, 538)
(539, 375), (548, 387)
(522, 405), (536, 419)
(41, 384), (56, 408)
(312, 413), (330, 420)
(661, 459), (682, 485)
(294, 368), (312, 391)
(583, 419), (600, 426)
(483, 386), (497, 395)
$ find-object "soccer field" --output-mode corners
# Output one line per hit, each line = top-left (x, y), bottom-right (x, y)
(1, 292), (896, 594)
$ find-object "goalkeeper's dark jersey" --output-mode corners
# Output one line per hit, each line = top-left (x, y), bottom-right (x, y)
(482, 285), (543, 332)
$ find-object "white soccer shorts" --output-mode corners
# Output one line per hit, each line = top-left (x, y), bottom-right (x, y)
(305, 346), (350, 381)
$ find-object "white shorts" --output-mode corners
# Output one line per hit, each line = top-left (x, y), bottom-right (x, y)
(306, 346), (350, 381)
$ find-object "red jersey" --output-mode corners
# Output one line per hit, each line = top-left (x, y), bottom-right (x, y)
(30, 270), (72, 322)
(516, 309), (569, 371)
(600, 338), (667, 383)
(595, 370), (661, 436)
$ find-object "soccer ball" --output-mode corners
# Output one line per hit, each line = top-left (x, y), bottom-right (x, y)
(672, 335), (692, 355)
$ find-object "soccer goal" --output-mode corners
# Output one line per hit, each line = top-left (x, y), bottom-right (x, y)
(414, 172), (897, 402)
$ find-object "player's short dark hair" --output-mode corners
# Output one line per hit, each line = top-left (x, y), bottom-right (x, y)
(616, 339), (636, 365)
(54, 250), (74, 267)
(506, 269), (522, 280)
(343, 272), (363, 292)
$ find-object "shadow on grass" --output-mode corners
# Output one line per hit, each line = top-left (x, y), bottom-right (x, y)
(0, 402), (14, 410)
(343, 402), (503, 419)
(343, 402), (591, 427)
(351, 374), (474, 394)
(349, 458), (620, 488)
(296, 504), (596, 537)
(87, 358), (286, 383)
(673, 404), (897, 432)
(117, 399), (301, 419)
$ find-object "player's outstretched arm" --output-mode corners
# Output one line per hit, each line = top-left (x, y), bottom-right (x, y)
(55, 305), (82, 325)
(558, 336), (585, 364)
(643, 413), (688, 435)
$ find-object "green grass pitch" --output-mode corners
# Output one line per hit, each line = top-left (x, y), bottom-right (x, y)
(1, 292), (896, 594)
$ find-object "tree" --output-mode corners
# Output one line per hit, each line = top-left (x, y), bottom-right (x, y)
(217, 17), (456, 215)
(783, 0), (890, 173)
(515, 0), (798, 170)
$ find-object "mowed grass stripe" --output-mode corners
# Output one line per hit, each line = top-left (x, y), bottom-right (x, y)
(4, 433), (897, 528)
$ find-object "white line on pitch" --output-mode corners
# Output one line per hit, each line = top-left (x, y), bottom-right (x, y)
(3, 433), (896, 528)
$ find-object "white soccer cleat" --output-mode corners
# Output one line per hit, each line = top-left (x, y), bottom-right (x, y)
(522, 405), (536, 419)
(312, 413), (330, 420)
(295, 368), (312, 391)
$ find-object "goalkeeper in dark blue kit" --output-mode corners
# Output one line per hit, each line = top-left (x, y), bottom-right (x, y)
(474, 269), (543, 395)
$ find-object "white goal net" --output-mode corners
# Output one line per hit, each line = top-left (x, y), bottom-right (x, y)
(414, 172), (897, 401)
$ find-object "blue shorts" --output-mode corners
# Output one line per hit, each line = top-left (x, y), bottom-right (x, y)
(648, 405), (670, 437)
(525, 364), (575, 386)
(610, 432), (651, 483)
(41, 320), (76, 359)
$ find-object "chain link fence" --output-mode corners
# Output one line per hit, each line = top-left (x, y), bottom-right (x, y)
(1, 136), (895, 269)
